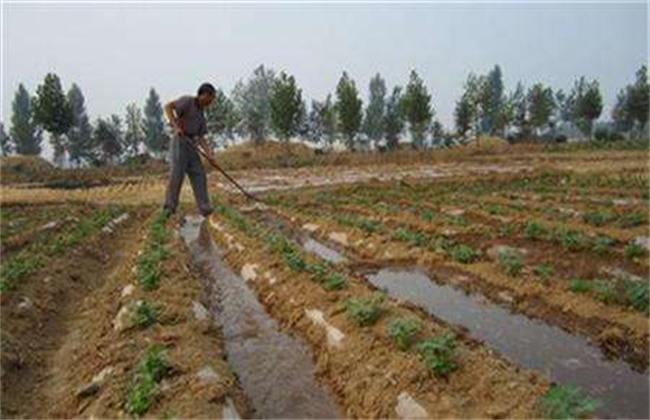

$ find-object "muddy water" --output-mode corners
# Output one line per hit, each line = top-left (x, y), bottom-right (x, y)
(180, 216), (341, 419)
(302, 238), (346, 264)
(366, 268), (649, 419)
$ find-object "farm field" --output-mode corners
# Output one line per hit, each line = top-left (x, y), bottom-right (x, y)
(0, 147), (648, 418)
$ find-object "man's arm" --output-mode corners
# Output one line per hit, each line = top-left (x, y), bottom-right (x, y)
(164, 102), (184, 137)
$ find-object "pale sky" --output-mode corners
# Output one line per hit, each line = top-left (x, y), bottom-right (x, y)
(2, 1), (648, 140)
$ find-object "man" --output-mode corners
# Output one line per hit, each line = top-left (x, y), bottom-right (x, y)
(163, 82), (216, 218)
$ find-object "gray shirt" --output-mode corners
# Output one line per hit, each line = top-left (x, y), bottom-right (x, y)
(172, 95), (207, 137)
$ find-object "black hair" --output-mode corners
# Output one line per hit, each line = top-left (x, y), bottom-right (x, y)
(197, 82), (216, 96)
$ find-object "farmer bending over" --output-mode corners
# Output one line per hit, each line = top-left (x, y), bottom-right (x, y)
(162, 82), (216, 218)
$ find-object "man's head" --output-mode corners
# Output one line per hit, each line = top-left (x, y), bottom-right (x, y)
(197, 82), (216, 107)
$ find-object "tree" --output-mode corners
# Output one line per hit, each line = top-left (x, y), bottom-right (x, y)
(506, 81), (530, 141)
(554, 89), (575, 123)
(612, 65), (649, 138)
(401, 70), (433, 148)
(110, 114), (124, 162)
(124, 103), (145, 158)
(454, 94), (474, 137)
(362, 73), (387, 146)
(232, 64), (276, 143)
(144, 88), (168, 157)
(571, 77), (602, 139)
(527, 83), (555, 138)
(269, 71), (303, 141)
(94, 118), (122, 165)
(33, 73), (74, 166)
(205, 88), (239, 144)
(10, 84), (42, 155)
(384, 86), (404, 151)
(483, 65), (507, 135)
(307, 95), (337, 147)
(0, 123), (12, 156)
(67, 83), (94, 166)
(335, 72), (363, 150)
(628, 65), (649, 135)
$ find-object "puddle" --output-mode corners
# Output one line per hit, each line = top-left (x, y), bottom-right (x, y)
(366, 268), (649, 419)
(302, 238), (346, 264)
(251, 210), (346, 264)
(180, 216), (341, 419)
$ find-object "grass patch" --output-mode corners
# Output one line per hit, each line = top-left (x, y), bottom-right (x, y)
(533, 263), (554, 280)
(136, 212), (171, 290)
(450, 244), (479, 264)
(624, 243), (645, 260)
(418, 332), (458, 376)
(539, 384), (599, 419)
(387, 317), (423, 350)
(345, 293), (385, 327)
(132, 301), (162, 328)
(498, 248), (525, 276)
(126, 344), (170, 416)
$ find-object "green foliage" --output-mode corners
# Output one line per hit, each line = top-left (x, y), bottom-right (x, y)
(270, 71), (303, 141)
(126, 345), (170, 416)
(486, 204), (506, 215)
(362, 73), (387, 141)
(524, 220), (547, 239)
(10, 83), (42, 155)
(323, 273), (348, 290)
(539, 384), (599, 419)
(0, 255), (43, 293)
(283, 246), (307, 271)
(384, 86), (405, 150)
(232, 64), (276, 143)
(132, 301), (161, 328)
(582, 211), (614, 227)
(143, 88), (168, 157)
(552, 227), (587, 251)
(527, 83), (555, 134)
(336, 71), (363, 149)
(33, 73), (74, 136)
(0, 207), (122, 294)
(592, 236), (616, 254)
(387, 317), (423, 350)
(345, 293), (385, 326)
(533, 263), (554, 280)
(623, 277), (649, 312)
(401, 70), (433, 148)
(569, 278), (591, 294)
(616, 212), (645, 228)
(571, 76), (603, 139)
(450, 244), (479, 264)
(498, 249), (525, 276)
(394, 227), (428, 247)
(336, 214), (381, 233)
(206, 88), (239, 141)
(137, 212), (171, 290)
(624, 243), (645, 259)
(591, 280), (619, 304)
(418, 332), (458, 375)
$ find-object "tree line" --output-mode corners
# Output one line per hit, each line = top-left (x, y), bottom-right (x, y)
(1, 64), (647, 165)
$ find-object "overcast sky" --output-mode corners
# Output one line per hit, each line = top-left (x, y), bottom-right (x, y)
(2, 1), (648, 139)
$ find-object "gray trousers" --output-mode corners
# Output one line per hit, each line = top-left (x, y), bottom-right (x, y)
(163, 136), (213, 216)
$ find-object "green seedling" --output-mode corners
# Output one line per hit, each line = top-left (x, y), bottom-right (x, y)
(592, 236), (616, 254)
(623, 277), (649, 312)
(582, 211), (613, 227)
(624, 243), (645, 260)
(499, 249), (525, 276)
(616, 212), (645, 228)
(450, 244), (479, 264)
(533, 263), (554, 280)
(345, 293), (385, 327)
(323, 273), (347, 290)
(132, 301), (161, 328)
(126, 344), (170, 416)
(418, 332), (458, 376)
(387, 317), (423, 350)
(539, 384), (599, 419)
(569, 278), (591, 294)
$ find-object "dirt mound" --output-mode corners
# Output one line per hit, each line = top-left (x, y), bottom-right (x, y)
(0, 155), (57, 184)
(218, 141), (316, 170)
